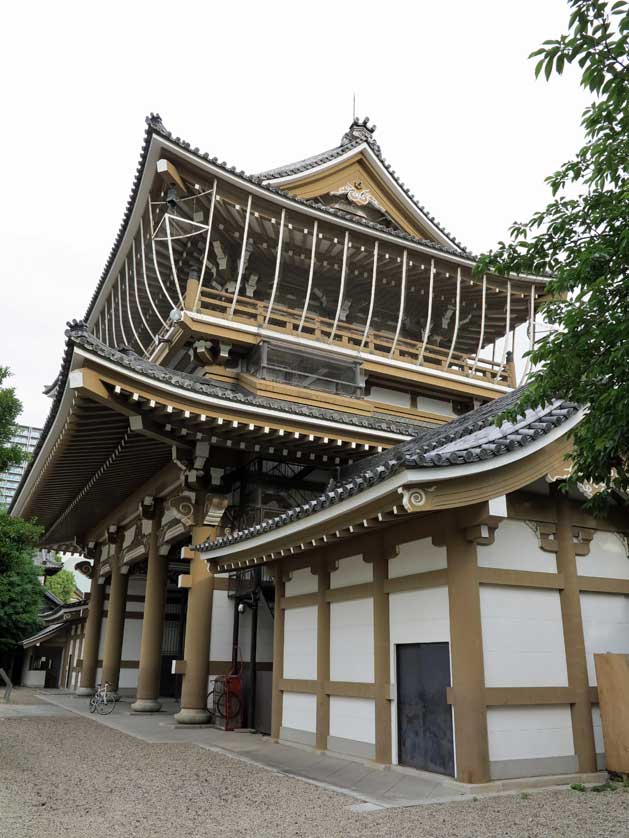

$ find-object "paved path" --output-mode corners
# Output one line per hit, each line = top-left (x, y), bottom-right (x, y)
(36, 691), (604, 808)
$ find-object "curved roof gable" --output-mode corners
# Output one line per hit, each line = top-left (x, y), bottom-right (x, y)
(257, 117), (468, 253)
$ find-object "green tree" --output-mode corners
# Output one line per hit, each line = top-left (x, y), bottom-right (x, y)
(45, 568), (77, 604)
(477, 0), (629, 510)
(0, 511), (43, 654)
(0, 365), (45, 659)
(0, 366), (28, 476)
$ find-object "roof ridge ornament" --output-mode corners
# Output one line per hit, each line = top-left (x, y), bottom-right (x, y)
(145, 112), (167, 133)
(341, 116), (379, 149)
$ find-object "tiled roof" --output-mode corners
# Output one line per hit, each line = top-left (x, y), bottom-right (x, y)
(256, 117), (469, 254)
(69, 324), (426, 436)
(8, 320), (424, 513)
(198, 389), (580, 553)
(83, 113), (496, 336)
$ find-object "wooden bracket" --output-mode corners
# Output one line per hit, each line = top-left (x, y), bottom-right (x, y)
(178, 574), (192, 589)
(572, 526), (594, 556)
(156, 159), (188, 194)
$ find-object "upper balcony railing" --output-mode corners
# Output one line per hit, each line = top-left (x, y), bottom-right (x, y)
(197, 288), (513, 387)
(85, 158), (543, 392)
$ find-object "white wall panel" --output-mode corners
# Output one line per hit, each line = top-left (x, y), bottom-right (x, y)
(283, 606), (317, 680)
(480, 586), (568, 687)
(121, 619), (142, 660)
(285, 567), (318, 596)
(389, 587), (450, 644)
(577, 532), (629, 579)
(487, 706), (574, 761)
(477, 520), (557, 573)
(416, 395), (455, 417)
(98, 617), (107, 658)
(388, 538), (447, 579)
(330, 554), (371, 589)
(580, 592), (629, 685)
(126, 577), (146, 611)
(210, 589), (234, 662)
(367, 386), (411, 408)
(329, 697), (375, 743)
(330, 599), (374, 682)
(282, 692), (317, 732)
(118, 668), (139, 688)
(592, 705), (604, 754)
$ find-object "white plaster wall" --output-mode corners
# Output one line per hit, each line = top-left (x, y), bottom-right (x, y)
(121, 619), (142, 661)
(580, 592), (629, 685)
(126, 576), (146, 612)
(210, 589), (234, 662)
(329, 697), (375, 743)
(592, 705), (605, 754)
(368, 386), (411, 408)
(389, 587), (450, 645)
(389, 538), (447, 579)
(283, 606), (317, 680)
(97, 616), (108, 658)
(23, 670), (46, 687)
(96, 666), (103, 684)
(480, 586), (568, 687)
(330, 554), (372, 589)
(416, 395), (455, 417)
(477, 520), (557, 573)
(330, 599), (374, 682)
(285, 567), (318, 596)
(118, 668), (139, 688)
(487, 706), (575, 761)
(282, 692), (316, 732)
(576, 532), (629, 579)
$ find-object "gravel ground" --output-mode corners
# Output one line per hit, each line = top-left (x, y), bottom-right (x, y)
(0, 687), (48, 705)
(1, 714), (627, 838)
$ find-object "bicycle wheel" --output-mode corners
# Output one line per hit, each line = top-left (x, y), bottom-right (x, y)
(206, 688), (215, 713)
(89, 696), (97, 713)
(97, 696), (116, 715)
(216, 691), (240, 722)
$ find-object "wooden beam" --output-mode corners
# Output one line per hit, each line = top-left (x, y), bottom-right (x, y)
(156, 158), (188, 194)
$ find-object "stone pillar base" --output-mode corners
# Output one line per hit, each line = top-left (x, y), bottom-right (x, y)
(174, 707), (211, 725)
(130, 698), (162, 713)
(76, 687), (96, 696)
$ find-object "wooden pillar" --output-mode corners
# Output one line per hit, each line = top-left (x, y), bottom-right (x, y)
(556, 493), (597, 772)
(315, 561), (330, 751)
(77, 556), (106, 695)
(132, 513), (167, 712)
(271, 562), (285, 741)
(174, 517), (214, 724)
(101, 547), (129, 693)
(446, 528), (490, 783)
(373, 548), (392, 763)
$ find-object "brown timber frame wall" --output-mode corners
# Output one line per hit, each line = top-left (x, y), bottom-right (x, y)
(269, 499), (629, 782)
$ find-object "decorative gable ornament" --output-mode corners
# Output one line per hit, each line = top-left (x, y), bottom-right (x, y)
(330, 181), (384, 211)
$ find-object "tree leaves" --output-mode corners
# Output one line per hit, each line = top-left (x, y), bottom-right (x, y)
(477, 0), (629, 509)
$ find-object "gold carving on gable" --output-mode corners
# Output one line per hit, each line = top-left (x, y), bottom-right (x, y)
(330, 181), (384, 211)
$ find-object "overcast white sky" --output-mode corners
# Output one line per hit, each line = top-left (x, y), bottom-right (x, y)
(0, 0), (588, 428)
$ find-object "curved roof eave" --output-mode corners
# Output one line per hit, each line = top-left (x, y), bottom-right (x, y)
(198, 398), (583, 562)
(84, 115), (548, 332)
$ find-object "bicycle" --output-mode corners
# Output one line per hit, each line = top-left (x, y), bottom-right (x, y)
(89, 681), (117, 715)
(207, 674), (241, 722)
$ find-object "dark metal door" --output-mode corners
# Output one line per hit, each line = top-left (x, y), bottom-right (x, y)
(396, 642), (454, 776)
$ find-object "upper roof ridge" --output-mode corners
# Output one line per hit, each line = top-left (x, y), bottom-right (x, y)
(340, 116), (380, 151)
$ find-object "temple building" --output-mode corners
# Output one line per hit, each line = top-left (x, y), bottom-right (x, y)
(9, 115), (629, 783)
